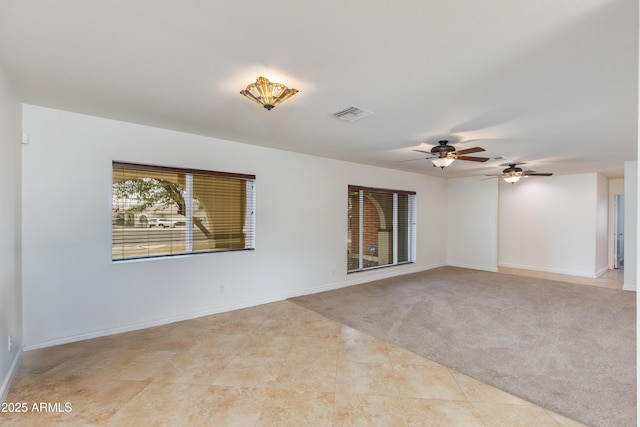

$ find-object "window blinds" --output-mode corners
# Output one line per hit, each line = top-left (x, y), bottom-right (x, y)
(112, 162), (255, 261)
(347, 185), (416, 272)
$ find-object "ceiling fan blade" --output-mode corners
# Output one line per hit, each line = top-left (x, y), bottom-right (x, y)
(413, 149), (432, 154)
(455, 155), (490, 162)
(483, 174), (503, 177)
(455, 147), (485, 155)
(524, 172), (553, 176)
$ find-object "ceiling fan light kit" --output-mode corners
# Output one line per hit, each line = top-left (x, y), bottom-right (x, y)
(503, 174), (523, 184)
(240, 76), (298, 110)
(485, 163), (553, 184)
(431, 157), (455, 168)
(413, 140), (490, 169)
(409, 141), (553, 182)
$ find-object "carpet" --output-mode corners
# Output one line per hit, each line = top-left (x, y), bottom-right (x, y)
(289, 267), (636, 427)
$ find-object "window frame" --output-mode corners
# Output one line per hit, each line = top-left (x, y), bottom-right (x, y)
(112, 161), (256, 262)
(347, 185), (416, 273)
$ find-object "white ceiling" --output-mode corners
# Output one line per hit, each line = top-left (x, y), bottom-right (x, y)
(0, 0), (637, 178)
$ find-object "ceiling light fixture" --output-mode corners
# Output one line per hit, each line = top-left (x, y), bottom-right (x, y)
(501, 164), (524, 184)
(485, 163), (552, 183)
(422, 140), (465, 169)
(503, 173), (523, 184)
(414, 140), (490, 169)
(240, 76), (298, 111)
(431, 157), (455, 168)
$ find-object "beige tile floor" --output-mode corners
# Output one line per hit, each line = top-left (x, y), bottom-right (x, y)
(2, 298), (590, 426)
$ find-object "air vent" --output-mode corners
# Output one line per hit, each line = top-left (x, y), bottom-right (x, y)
(330, 106), (374, 122)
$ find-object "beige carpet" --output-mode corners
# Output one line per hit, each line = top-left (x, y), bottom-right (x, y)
(289, 266), (636, 427)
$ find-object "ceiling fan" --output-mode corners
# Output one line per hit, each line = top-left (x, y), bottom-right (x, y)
(485, 163), (553, 184)
(413, 140), (490, 169)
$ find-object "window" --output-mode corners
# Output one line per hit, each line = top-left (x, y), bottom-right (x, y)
(347, 185), (416, 272)
(112, 162), (255, 261)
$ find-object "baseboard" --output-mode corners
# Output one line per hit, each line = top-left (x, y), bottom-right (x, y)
(323, 263), (446, 290)
(622, 280), (636, 292)
(447, 262), (498, 273)
(25, 262), (446, 351)
(594, 266), (609, 278)
(1, 347), (23, 403)
(498, 262), (597, 278)
(25, 294), (289, 350)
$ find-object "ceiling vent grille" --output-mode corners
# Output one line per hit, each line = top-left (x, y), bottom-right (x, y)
(330, 106), (374, 122)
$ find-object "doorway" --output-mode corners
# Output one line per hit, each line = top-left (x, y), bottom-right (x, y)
(613, 194), (624, 269)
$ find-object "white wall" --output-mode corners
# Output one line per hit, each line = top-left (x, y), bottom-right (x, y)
(21, 105), (447, 349)
(446, 176), (498, 271)
(0, 64), (23, 400)
(498, 174), (601, 277)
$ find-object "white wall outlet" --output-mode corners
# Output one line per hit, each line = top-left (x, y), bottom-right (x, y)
(7, 335), (12, 352)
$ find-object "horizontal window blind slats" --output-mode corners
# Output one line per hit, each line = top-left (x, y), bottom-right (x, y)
(113, 162), (255, 261)
(348, 185), (416, 196)
(347, 186), (416, 273)
(114, 161), (255, 180)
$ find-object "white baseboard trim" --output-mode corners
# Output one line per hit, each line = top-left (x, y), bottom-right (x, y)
(498, 262), (597, 278)
(595, 266), (610, 278)
(623, 280), (637, 292)
(447, 262), (498, 273)
(1, 347), (23, 403)
(25, 295), (289, 351)
(312, 263), (446, 292)
(24, 263), (447, 351)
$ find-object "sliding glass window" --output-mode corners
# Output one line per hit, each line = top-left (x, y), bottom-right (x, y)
(112, 162), (256, 261)
(347, 185), (416, 272)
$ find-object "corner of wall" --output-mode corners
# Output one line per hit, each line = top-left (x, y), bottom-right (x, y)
(0, 62), (24, 402)
(0, 348), (22, 403)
